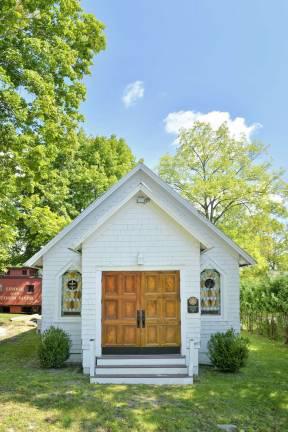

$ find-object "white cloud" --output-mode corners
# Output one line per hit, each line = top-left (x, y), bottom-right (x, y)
(122, 81), (144, 108)
(164, 110), (261, 141)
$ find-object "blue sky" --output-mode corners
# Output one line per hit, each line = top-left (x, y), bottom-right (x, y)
(81, 0), (288, 172)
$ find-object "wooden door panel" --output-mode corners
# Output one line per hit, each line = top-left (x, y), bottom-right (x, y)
(121, 325), (137, 345)
(163, 298), (178, 319)
(102, 272), (140, 347)
(162, 273), (178, 294)
(102, 271), (180, 349)
(104, 299), (118, 320)
(104, 325), (118, 345)
(104, 273), (119, 295)
(145, 298), (161, 320)
(162, 325), (179, 346)
(144, 273), (161, 293)
(123, 274), (138, 294)
(142, 271), (180, 348)
(145, 325), (161, 346)
(121, 300), (137, 319)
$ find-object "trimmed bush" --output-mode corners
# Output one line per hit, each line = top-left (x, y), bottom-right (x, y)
(208, 329), (249, 372)
(39, 326), (71, 368)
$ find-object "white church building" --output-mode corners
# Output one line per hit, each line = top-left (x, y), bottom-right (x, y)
(26, 164), (254, 384)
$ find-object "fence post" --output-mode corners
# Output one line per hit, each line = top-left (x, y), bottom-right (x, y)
(89, 339), (96, 378)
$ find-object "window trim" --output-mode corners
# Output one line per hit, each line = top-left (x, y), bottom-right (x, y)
(61, 270), (82, 317)
(200, 259), (226, 320)
(200, 269), (221, 316)
(54, 261), (82, 323)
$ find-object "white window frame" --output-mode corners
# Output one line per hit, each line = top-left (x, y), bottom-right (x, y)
(200, 258), (226, 321)
(54, 260), (82, 323)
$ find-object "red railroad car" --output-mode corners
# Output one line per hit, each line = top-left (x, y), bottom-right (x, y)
(0, 267), (42, 314)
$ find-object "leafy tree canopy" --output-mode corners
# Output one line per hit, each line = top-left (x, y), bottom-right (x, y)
(0, 1), (135, 268)
(158, 122), (288, 275)
(10, 131), (136, 266)
(67, 131), (136, 214)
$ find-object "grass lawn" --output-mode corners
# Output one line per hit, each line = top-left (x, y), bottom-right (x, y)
(0, 313), (23, 323)
(0, 327), (287, 432)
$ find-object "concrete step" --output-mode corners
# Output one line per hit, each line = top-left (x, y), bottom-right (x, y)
(91, 374), (193, 385)
(95, 364), (187, 376)
(96, 355), (186, 367)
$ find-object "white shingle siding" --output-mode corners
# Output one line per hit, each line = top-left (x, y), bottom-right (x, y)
(39, 169), (241, 368)
(81, 198), (201, 371)
(200, 251), (240, 363)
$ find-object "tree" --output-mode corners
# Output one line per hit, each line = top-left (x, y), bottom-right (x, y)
(67, 132), (136, 214)
(241, 275), (288, 343)
(9, 131), (136, 265)
(158, 122), (288, 273)
(0, 1), (106, 269)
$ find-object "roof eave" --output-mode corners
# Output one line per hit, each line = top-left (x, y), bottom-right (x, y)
(24, 163), (256, 268)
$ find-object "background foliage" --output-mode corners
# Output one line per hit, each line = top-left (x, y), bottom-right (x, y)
(0, 0), (136, 268)
(241, 275), (288, 344)
(158, 122), (288, 276)
(1, 3), (287, 348)
(159, 123), (288, 338)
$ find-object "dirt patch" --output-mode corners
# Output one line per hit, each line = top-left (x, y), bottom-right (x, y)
(0, 317), (37, 342)
(0, 327), (7, 337)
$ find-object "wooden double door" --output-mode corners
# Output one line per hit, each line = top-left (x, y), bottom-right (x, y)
(102, 271), (181, 353)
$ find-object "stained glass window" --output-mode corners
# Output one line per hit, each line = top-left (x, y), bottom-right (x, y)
(200, 269), (221, 315)
(62, 271), (82, 316)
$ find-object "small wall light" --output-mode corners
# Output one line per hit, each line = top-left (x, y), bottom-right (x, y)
(137, 253), (144, 265)
(136, 194), (150, 204)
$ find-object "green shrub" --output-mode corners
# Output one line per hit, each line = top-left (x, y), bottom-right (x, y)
(241, 275), (288, 342)
(208, 329), (249, 372)
(39, 326), (71, 368)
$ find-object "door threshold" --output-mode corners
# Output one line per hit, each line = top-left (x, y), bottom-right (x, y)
(102, 347), (181, 355)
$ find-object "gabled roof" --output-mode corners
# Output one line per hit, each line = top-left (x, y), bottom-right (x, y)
(70, 181), (210, 251)
(25, 163), (256, 267)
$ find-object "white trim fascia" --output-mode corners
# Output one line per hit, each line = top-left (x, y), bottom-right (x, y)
(95, 265), (185, 271)
(24, 164), (143, 267)
(94, 270), (102, 356)
(71, 185), (144, 250)
(139, 184), (210, 249)
(200, 256), (228, 276)
(73, 183), (210, 250)
(25, 163), (255, 267)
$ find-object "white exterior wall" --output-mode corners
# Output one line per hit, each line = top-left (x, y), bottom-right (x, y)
(81, 198), (201, 373)
(40, 171), (146, 361)
(199, 250), (240, 363)
(40, 169), (241, 368)
(41, 253), (82, 361)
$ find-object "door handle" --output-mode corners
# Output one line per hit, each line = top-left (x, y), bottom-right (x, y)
(141, 309), (145, 328)
(137, 310), (141, 328)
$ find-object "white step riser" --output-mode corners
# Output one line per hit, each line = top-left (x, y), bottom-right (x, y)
(91, 377), (193, 385)
(95, 367), (187, 375)
(97, 358), (186, 366)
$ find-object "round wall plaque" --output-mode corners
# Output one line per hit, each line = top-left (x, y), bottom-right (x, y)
(187, 296), (199, 313)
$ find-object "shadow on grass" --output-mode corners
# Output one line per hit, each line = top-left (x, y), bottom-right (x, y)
(0, 330), (287, 431)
